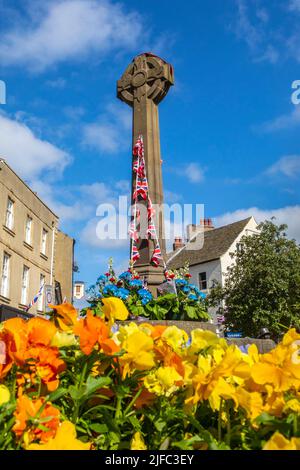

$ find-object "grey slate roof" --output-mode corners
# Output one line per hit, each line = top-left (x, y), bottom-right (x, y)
(167, 217), (252, 269)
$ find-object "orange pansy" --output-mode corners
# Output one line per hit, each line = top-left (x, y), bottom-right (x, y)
(49, 303), (78, 331)
(13, 394), (60, 444)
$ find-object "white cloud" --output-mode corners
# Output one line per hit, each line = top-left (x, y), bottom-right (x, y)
(0, 0), (143, 72)
(184, 163), (205, 183)
(81, 216), (128, 249)
(215, 205), (300, 243)
(266, 155), (300, 178)
(234, 0), (279, 64)
(82, 102), (131, 154)
(83, 122), (122, 153)
(115, 179), (130, 192)
(259, 106), (300, 132)
(0, 113), (71, 180)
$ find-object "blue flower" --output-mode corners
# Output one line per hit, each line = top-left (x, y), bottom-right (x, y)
(97, 275), (107, 285)
(129, 279), (143, 289)
(175, 279), (188, 287)
(182, 286), (191, 294)
(189, 284), (198, 290)
(188, 294), (197, 301)
(119, 271), (132, 281)
(199, 292), (207, 299)
(103, 285), (118, 296)
(116, 287), (130, 300)
(141, 297), (151, 305)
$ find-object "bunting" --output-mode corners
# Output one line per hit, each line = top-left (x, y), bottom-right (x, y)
(151, 243), (162, 267)
(131, 134), (164, 269)
(132, 242), (140, 262)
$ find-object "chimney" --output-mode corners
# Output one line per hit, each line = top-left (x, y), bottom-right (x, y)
(173, 236), (184, 251)
(200, 218), (214, 232)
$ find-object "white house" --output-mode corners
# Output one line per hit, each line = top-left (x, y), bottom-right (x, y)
(167, 217), (258, 317)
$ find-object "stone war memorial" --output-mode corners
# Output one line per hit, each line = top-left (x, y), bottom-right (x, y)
(117, 52), (174, 291)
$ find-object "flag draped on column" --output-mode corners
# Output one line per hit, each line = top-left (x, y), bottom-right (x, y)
(130, 135), (165, 268)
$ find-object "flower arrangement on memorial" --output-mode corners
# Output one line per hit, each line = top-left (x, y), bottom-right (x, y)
(1, 301), (300, 450)
(86, 258), (209, 322)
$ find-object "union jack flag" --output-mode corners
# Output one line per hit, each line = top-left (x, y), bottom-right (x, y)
(147, 198), (155, 220)
(133, 136), (144, 158)
(147, 221), (156, 239)
(26, 282), (45, 312)
(132, 242), (140, 262)
(133, 156), (139, 173)
(133, 177), (148, 200)
(129, 220), (139, 242)
(151, 243), (162, 267)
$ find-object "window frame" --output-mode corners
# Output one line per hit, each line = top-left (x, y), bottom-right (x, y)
(5, 197), (14, 231)
(25, 216), (33, 245)
(1, 252), (11, 298)
(21, 265), (30, 305)
(198, 271), (207, 291)
(41, 228), (48, 256)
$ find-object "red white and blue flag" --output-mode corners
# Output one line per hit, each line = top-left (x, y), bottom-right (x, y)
(147, 198), (155, 220)
(133, 135), (144, 158)
(26, 282), (45, 312)
(132, 242), (140, 262)
(129, 220), (139, 242)
(151, 243), (162, 267)
(133, 177), (148, 200)
(147, 221), (156, 239)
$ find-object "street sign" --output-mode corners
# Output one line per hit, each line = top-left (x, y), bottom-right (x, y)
(225, 332), (243, 338)
(45, 285), (54, 312)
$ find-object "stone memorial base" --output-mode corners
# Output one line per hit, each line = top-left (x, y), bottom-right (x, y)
(119, 319), (276, 353)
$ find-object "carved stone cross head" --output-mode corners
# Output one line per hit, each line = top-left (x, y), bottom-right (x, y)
(117, 52), (174, 106)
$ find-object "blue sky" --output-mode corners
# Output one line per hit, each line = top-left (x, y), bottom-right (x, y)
(0, 0), (299, 286)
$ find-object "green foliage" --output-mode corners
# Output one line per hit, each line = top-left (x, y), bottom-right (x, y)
(207, 220), (300, 337)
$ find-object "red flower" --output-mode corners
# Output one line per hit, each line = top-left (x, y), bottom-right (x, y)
(105, 272), (110, 277)
(109, 277), (116, 283)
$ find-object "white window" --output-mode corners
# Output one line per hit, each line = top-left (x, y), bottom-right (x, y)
(37, 274), (45, 311)
(5, 198), (14, 230)
(25, 216), (32, 245)
(21, 266), (29, 305)
(41, 229), (48, 255)
(1, 253), (10, 298)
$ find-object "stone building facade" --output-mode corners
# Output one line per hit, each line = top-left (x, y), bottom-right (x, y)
(0, 159), (74, 315)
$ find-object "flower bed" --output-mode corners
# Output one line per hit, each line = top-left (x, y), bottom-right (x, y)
(1, 299), (300, 450)
(87, 264), (209, 322)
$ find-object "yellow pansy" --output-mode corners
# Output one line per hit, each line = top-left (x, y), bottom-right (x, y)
(144, 366), (183, 397)
(102, 297), (129, 325)
(263, 432), (300, 450)
(0, 385), (10, 406)
(283, 399), (300, 414)
(120, 330), (155, 377)
(188, 329), (224, 355)
(207, 377), (239, 411)
(26, 421), (91, 450)
(51, 331), (78, 348)
(251, 343), (300, 392)
(235, 387), (263, 420)
(161, 326), (188, 353)
(131, 432), (147, 450)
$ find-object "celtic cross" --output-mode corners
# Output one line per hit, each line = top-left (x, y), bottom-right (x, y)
(117, 53), (174, 291)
